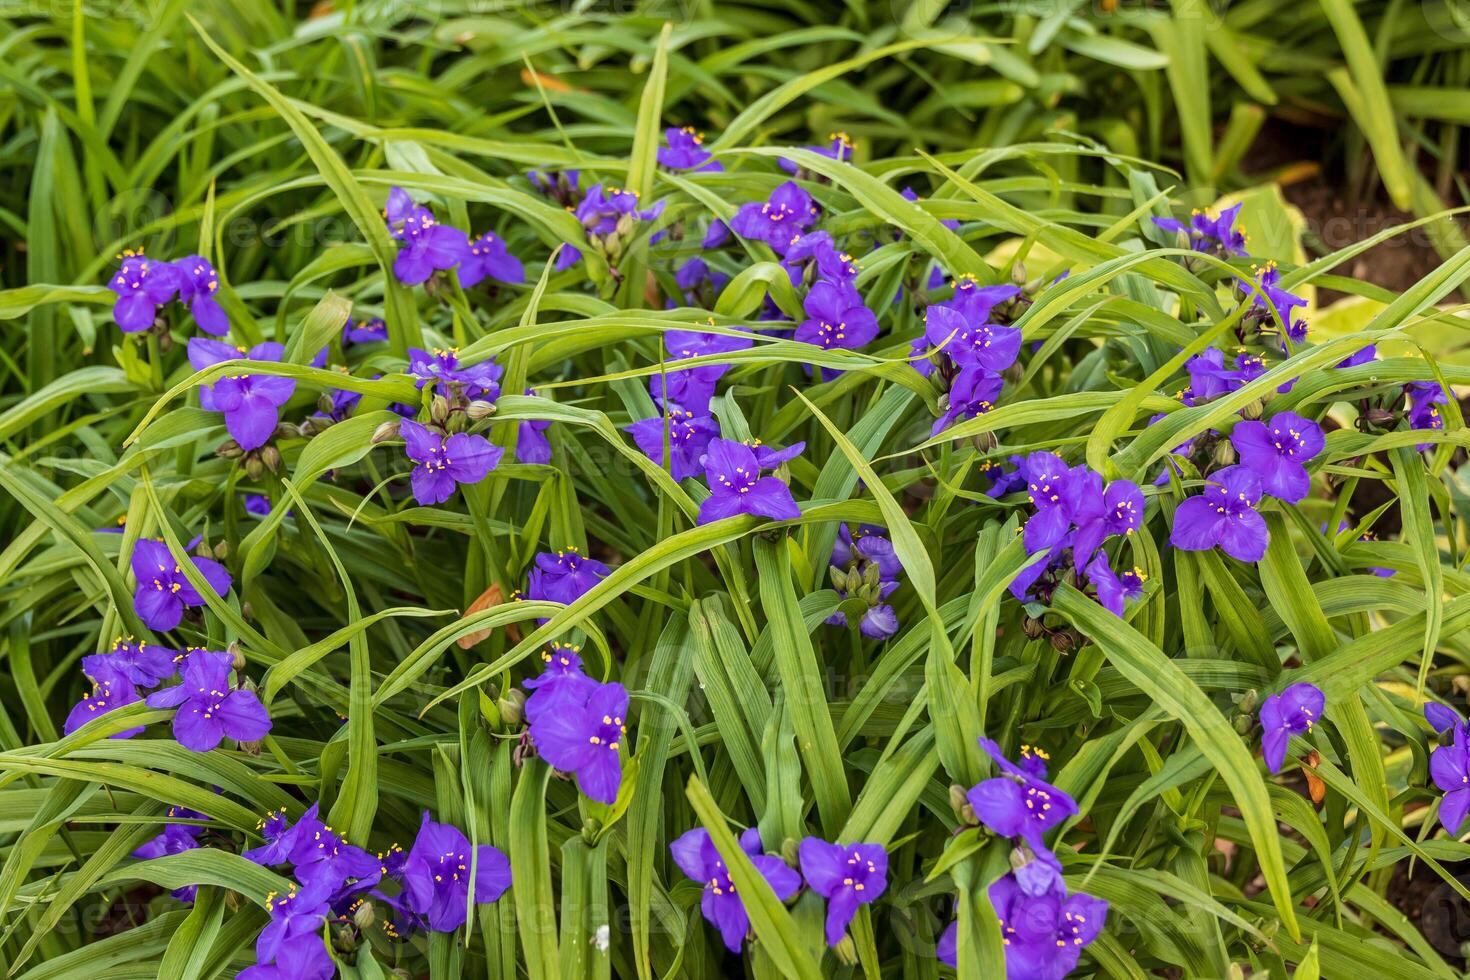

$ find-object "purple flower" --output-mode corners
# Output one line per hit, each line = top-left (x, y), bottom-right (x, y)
(400, 419), (503, 506)
(407, 347), (503, 400)
(458, 231), (525, 289)
(239, 883), (334, 980)
(946, 277), (1020, 325)
(923, 304), (1021, 373)
(517, 414), (553, 465)
(671, 827), (801, 952)
(133, 815), (206, 902)
(1431, 724), (1470, 835)
(1259, 682), (1324, 774)
(933, 366), (1004, 436)
(798, 838), (887, 947)
(1085, 553), (1146, 617)
(523, 642), (598, 723)
(398, 813), (511, 932)
(658, 126), (722, 172)
(729, 181), (819, 253)
(345, 317), (388, 345)
(526, 548), (611, 609)
(171, 255), (229, 334)
(108, 249), (180, 333)
(782, 231), (858, 286)
(652, 327), (752, 415)
(243, 804), (315, 868)
(697, 438), (801, 524)
(384, 187), (469, 286)
(1231, 411), (1324, 503)
(936, 919), (958, 966)
(130, 538), (232, 632)
(245, 494), (272, 517)
(1245, 262), (1309, 343)
(794, 280), (878, 372)
(186, 339), (295, 451)
(1184, 348), (1242, 402)
(570, 184), (664, 253)
(778, 132), (854, 174)
(832, 524), (902, 580)
(1020, 452), (1080, 555)
(1426, 701), (1463, 736)
(989, 872), (1108, 980)
(144, 649), (271, 752)
(1169, 465), (1269, 563)
(626, 406), (720, 480)
(1337, 345), (1376, 368)
(980, 456), (1026, 498)
(64, 665), (143, 739)
(702, 220), (731, 249)
(1153, 203), (1246, 256)
(529, 680), (628, 804)
(288, 819), (380, 893)
(1407, 381), (1448, 446)
(1068, 474), (1144, 569)
(83, 637), (177, 689)
(967, 738), (1078, 858)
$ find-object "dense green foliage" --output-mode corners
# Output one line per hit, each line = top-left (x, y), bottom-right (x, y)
(0, 3), (1468, 979)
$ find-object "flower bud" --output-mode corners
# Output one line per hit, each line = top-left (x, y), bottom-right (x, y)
(273, 422), (299, 442)
(781, 837), (799, 866)
(1212, 440), (1236, 468)
(1022, 615), (1046, 640)
(833, 934), (858, 966)
(498, 689), (527, 727)
(829, 565), (851, 590)
(317, 393), (336, 415)
(467, 400), (497, 421)
(371, 420), (402, 444)
(228, 641), (247, 671)
(1240, 398), (1265, 421)
(195, 538), (213, 559)
(1049, 629), (1075, 654)
(244, 454), (265, 481)
(333, 923), (358, 953)
(300, 415), (333, 436)
(216, 439), (245, 459)
(444, 411), (469, 434)
(1363, 407), (1397, 428)
(213, 540), (230, 561)
(353, 899), (376, 930)
(430, 394), (451, 426)
(260, 444), (283, 474)
(1010, 261), (1027, 285)
(948, 784), (972, 822)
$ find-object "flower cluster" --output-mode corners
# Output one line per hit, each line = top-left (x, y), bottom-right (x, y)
(384, 186), (526, 288)
(1152, 202), (1247, 257)
(108, 248), (228, 334)
(916, 276), (1023, 433)
(825, 524), (905, 640)
(1001, 452), (1146, 617)
(945, 739), (1106, 977)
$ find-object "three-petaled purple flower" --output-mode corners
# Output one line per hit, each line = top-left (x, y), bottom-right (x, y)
(988, 871), (1108, 980)
(1407, 381), (1448, 447)
(526, 548), (611, 610)
(145, 649), (271, 752)
(64, 662), (143, 739)
(798, 838), (887, 947)
(399, 812), (512, 931)
(407, 347), (503, 400)
(1085, 553), (1146, 618)
(967, 738), (1078, 860)
(1259, 681), (1323, 774)
(385, 187), (468, 286)
(523, 642), (598, 723)
(529, 680), (629, 804)
(400, 419), (503, 506)
(658, 126), (722, 172)
(795, 280), (878, 373)
(238, 882), (334, 980)
(133, 807), (209, 902)
(1231, 411), (1324, 503)
(1431, 721), (1470, 835)
(1067, 471), (1144, 569)
(173, 255), (229, 334)
(1153, 202), (1246, 256)
(187, 339), (296, 451)
(130, 538), (232, 632)
(923, 303), (1021, 373)
(84, 637), (178, 688)
(458, 232), (525, 289)
(670, 827), (801, 952)
(626, 405), (720, 480)
(1169, 465), (1269, 563)
(729, 181), (819, 253)
(108, 249), (180, 332)
(697, 438), (801, 524)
